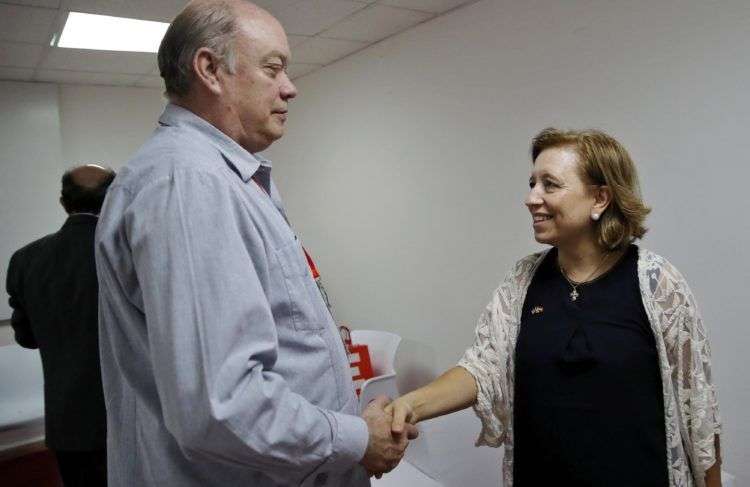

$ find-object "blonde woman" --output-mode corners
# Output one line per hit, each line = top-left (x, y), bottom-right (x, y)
(388, 128), (722, 486)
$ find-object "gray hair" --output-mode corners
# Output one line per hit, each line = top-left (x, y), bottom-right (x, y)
(158, 1), (239, 97)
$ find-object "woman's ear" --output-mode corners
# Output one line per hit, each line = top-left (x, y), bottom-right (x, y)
(593, 185), (612, 215)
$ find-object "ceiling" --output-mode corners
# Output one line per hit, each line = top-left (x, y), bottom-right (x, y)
(0, 0), (476, 89)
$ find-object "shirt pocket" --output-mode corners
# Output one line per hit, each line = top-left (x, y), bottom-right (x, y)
(274, 239), (325, 331)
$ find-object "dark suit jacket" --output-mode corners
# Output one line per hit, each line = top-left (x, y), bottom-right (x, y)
(6, 214), (106, 451)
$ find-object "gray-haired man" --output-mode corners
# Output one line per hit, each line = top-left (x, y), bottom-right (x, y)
(95, 1), (416, 486)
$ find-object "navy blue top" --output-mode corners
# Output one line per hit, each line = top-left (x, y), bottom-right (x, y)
(513, 245), (668, 486)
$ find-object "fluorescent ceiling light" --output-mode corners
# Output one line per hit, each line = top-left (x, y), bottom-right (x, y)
(58, 12), (169, 53)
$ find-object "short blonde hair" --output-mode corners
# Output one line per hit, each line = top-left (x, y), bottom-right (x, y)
(531, 128), (651, 250)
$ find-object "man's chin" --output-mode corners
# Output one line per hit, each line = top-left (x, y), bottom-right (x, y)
(267, 127), (285, 142)
(243, 130), (284, 153)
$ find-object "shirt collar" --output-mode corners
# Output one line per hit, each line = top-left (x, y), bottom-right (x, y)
(63, 213), (98, 228)
(157, 103), (272, 183)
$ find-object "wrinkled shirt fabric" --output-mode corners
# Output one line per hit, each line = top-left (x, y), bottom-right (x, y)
(95, 104), (369, 487)
(458, 248), (721, 487)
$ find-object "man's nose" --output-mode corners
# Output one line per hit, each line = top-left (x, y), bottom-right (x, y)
(280, 73), (297, 100)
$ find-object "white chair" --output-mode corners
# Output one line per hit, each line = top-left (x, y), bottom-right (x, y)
(371, 460), (443, 487)
(350, 330), (444, 486)
(350, 329), (400, 376)
(404, 408), (503, 487)
(350, 329), (401, 414)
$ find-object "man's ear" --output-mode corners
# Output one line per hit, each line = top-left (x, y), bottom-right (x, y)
(192, 47), (225, 96)
(593, 185), (612, 214)
(59, 196), (69, 214)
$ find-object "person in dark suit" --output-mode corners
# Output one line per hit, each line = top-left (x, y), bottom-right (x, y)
(6, 164), (116, 487)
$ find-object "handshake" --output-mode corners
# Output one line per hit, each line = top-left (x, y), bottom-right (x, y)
(358, 395), (419, 478)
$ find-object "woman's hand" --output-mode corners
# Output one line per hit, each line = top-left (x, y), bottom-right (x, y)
(385, 396), (418, 436)
(384, 366), (478, 436)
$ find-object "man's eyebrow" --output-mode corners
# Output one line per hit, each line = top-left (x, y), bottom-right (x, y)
(262, 50), (289, 65)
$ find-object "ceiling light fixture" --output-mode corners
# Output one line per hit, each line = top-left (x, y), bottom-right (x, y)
(58, 12), (169, 53)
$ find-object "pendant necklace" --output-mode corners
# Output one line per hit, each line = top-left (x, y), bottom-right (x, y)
(558, 252), (611, 302)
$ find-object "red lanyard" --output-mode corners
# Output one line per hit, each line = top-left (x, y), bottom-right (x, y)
(252, 177), (320, 279)
(251, 176), (352, 361)
(303, 247), (321, 279)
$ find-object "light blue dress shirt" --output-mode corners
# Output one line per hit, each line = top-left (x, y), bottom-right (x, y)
(95, 104), (370, 486)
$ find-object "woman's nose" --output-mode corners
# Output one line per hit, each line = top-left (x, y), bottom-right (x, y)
(525, 186), (542, 207)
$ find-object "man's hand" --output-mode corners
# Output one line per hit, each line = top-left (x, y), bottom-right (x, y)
(359, 395), (419, 477)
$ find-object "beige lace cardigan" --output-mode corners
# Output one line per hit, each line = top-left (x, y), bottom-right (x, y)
(458, 248), (721, 487)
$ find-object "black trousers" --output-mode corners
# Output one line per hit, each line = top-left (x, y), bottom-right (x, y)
(54, 449), (107, 487)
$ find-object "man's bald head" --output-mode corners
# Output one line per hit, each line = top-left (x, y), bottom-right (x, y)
(158, 0), (276, 98)
(60, 165), (116, 215)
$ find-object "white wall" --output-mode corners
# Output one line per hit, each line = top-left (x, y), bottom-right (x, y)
(1, 0), (747, 479)
(59, 85), (165, 169)
(0, 82), (65, 319)
(265, 0), (750, 481)
(0, 82), (164, 319)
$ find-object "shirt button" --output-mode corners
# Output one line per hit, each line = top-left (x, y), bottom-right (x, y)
(314, 472), (328, 486)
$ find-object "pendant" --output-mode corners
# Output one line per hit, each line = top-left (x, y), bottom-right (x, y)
(570, 288), (579, 301)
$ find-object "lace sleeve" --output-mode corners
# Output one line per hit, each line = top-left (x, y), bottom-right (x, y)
(458, 293), (506, 447)
(649, 256), (721, 477)
(457, 255), (535, 447)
